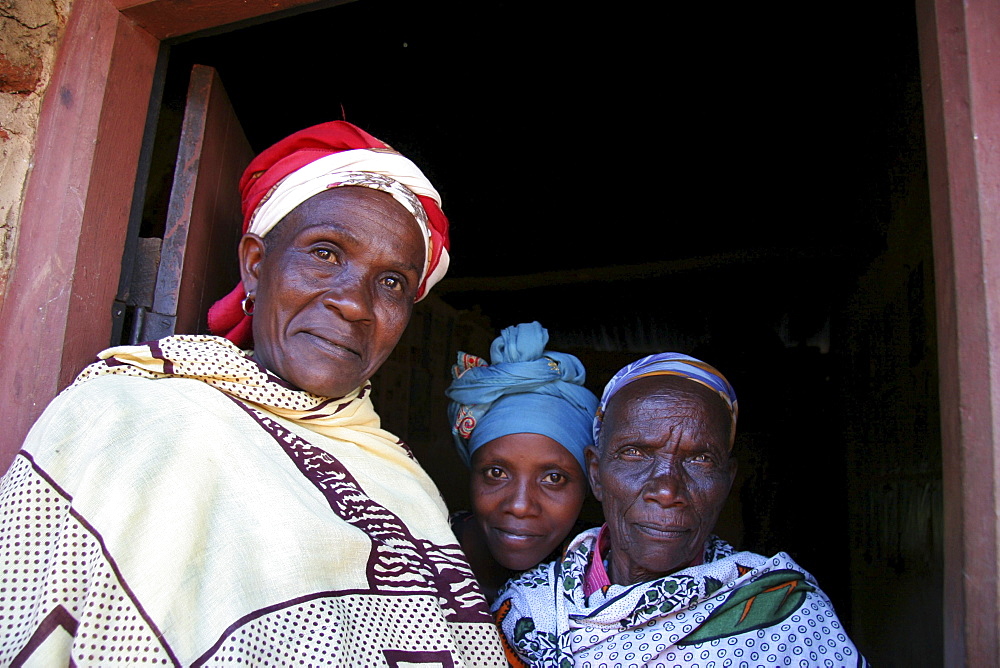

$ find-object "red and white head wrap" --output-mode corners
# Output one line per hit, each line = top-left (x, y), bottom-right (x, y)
(207, 121), (450, 348)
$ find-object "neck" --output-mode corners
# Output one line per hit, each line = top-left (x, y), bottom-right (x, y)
(606, 548), (704, 587)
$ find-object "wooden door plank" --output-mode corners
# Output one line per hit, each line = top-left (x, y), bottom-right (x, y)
(149, 64), (252, 339)
(175, 67), (254, 335)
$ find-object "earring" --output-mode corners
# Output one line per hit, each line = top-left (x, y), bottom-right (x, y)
(241, 293), (255, 316)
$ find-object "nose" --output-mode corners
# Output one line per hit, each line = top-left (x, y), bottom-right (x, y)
(323, 270), (374, 322)
(502, 478), (541, 518)
(642, 460), (690, 508)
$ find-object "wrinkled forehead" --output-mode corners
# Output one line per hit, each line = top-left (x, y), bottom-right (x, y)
(599, 375), (734, 446)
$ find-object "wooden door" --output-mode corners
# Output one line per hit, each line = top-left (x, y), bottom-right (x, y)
(130, 64), (254, 342)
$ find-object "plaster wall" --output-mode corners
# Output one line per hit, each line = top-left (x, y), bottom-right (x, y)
(0, 0), (72, 304)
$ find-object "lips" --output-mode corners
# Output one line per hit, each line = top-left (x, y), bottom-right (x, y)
(634, 522), (692, 540)
(492, 526), (544, 544)
(303, 330), (362, 359)
(485, 524), (559, 572)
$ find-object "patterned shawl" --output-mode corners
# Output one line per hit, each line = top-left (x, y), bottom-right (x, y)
(493, 528), (868, 668)
(74, 334), (404, 449)
(0, 335), (505, 666)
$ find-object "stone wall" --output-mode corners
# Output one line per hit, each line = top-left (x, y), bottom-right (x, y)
(0, 0), (72, 303)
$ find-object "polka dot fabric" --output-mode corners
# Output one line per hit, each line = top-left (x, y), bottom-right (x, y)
(0, 456), (172, 666)
(201, 594), (503, 666)
(75, 335), (361, 420)
(72, 335), (419, 464)
(493, 530), (869, 667)
(0, 335), (506, 665)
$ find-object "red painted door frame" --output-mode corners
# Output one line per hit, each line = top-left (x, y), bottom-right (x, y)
(917, 0), (1000, 663)
(0, 0), (995, 661)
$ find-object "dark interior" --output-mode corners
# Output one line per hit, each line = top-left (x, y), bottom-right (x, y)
(132, 1), (941, 664)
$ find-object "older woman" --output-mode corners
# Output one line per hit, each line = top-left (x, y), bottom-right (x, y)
(493, 353), (867, 667)
(445, 321), (598, 602)
(0, 122), (504, 666)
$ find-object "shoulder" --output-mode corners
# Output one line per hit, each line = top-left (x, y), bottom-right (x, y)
(22, 374), (249, 471)
(678, 550), (863, 657)
(492, 558), (558, 610)
(711, 549), (850, 630)
(503, 556), (559, 588)
(690, 544), (845, 611)
(565, 525), (601, 553)
(704, 534), (738, 562)
(45, 373), (237, 428)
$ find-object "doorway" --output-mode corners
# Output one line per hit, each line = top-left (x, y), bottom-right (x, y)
(121, 0), (940, 664)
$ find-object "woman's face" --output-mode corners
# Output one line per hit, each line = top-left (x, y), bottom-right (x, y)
(471, 433), (587, 572)
(239, 186), (424, 398)
(587, 376), (736, 586)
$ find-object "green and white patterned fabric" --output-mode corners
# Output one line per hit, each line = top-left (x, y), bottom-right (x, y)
(493, 528), (868, 668)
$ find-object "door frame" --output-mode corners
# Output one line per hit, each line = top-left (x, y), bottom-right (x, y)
(0, 0), (996, 661)
(916, 0), (1000, 663)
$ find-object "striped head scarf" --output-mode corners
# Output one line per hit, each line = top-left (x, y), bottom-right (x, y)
(208, 121), (449, 348)
(593, 353), (738, 446)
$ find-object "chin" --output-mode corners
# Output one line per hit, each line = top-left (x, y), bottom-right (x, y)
(498, 554), (543, 572)
(646, 552), (701, 577)
(284, 361), (367, 397)
(306, 378), (360, 398)
(501, 541), (562, 572)
(488, 541), (544, 572)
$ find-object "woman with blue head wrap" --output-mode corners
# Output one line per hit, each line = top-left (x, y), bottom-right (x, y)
(446, 321), (598, 601)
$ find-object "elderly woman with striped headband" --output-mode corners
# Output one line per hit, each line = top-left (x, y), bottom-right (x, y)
(493, 353), (867, 667)
(445, 321), (598, 602)
(0, 122), (505, 666)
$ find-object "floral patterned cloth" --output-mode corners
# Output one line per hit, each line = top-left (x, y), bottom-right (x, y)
(493, 528), (868, 668)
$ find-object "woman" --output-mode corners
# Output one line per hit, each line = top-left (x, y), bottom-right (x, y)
(493, 353), (867, 667)
(446, 321), (598, 602)
(0, 122), (505, 666)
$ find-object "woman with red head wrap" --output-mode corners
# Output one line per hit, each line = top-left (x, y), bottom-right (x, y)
(0, 122), (505, 666)
(209, 120), (451, 347)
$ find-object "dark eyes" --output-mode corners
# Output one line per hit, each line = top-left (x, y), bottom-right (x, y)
(311, 247), (406, 292)
(484, 466), (506, 480)
(542, 472), (566, 484)
(615, 446), (716, 465)
(380, 275), (404, 291)
(481, 467), (569, 485)
(312, 247), (337, 263)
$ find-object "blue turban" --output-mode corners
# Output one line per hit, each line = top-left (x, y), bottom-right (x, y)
(446, 322), (598, 472)
(593, 352), (739, 446)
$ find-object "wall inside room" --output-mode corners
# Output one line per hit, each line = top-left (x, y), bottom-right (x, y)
(834, 88), (942, 667)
